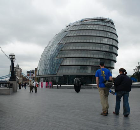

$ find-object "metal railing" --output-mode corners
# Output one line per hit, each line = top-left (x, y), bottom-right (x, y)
(0, 81), (13, 88)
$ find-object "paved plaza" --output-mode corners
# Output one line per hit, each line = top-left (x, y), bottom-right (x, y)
(0, 87), (140, 130)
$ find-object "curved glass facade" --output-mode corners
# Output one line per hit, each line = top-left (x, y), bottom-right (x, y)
(37, 17), (118, 84)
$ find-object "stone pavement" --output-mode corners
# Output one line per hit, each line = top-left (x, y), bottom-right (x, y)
(0, 87), (140, 130)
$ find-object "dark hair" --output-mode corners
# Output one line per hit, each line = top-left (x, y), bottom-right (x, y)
(100, 62), (104, 66)
(119, 68), (127, 75)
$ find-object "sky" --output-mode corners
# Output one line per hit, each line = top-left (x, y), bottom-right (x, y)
(0, 0), (140, 77)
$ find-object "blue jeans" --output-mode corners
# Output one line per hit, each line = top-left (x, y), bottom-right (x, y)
(115, 91), (130, 115)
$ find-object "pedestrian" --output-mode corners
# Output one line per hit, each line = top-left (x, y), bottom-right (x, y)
(30, 82), (34, 93)
(22, 83), (24, 88)
(36, 82), (39, 87)
(49, 81), (52, 88)
(24, 82), (27, 89)
(34, 81), (37, 93)
(95, 62), (112, 116)
(113, 68), (132, 117)
(19, 82), (21, 89)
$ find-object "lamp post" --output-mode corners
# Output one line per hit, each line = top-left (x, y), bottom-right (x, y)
(133, 69), (136, 74)
(137, 64), (140, 82)
(9, 53), (16, 81)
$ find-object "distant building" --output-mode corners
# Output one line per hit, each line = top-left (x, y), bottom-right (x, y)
(27, 70), (34, 77)
(15, 64), (22, 83)
(37, 17), (118, 84)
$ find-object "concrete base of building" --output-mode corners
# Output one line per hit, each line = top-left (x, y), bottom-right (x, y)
(0, 88), (13, 95)
(52, 83), (140, 89)
(53, 84), (97, 89)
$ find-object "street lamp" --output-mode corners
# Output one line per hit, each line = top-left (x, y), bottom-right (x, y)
(137, 65), (140, 82)
(9, 53), (16, 81)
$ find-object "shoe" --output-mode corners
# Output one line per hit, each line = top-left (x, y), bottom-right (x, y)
(124, 114), (129, 117)
(113, 111), (119, 115)
(101, 111), (108, 116)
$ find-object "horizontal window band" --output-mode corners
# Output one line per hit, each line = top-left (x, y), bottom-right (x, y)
(64, 35), (118, 43)
(69, 24), (116, 31)
(67, 29), (118, 37)
(59, 42), (118, 50)
(59, 42), (118, 49)
(60, 42), (118, 49)
(60, 65), (114, 69)
(79, 23), (115, 29)
(60, 49), (118, 56)
(57, 57), (116, 62)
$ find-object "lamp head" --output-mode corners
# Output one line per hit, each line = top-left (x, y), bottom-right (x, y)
(9, 53), (15, 60)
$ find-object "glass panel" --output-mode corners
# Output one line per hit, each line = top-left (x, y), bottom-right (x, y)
(68, 24), (117, 34)
(38, 31), (67, 75)
(62, 43), (118, 54)
(66, 30), (118, 41)
(60, 36), (118, 47)
(58, 66), (93, 74)
(57, 50), (116, 61)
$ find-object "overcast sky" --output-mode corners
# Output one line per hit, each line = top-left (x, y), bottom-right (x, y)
(0, 0), (140, 77)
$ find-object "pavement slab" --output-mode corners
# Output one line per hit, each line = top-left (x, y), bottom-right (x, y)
(0, 87), (140, 130)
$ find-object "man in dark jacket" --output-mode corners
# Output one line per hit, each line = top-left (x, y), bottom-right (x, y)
(113, 68), (132, 117)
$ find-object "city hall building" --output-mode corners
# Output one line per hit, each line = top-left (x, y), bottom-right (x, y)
(37, 17), (118, 84)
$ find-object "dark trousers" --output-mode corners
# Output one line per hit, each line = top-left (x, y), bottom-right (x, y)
(30, 86), (34, 92)
(115, 91), (130, 115)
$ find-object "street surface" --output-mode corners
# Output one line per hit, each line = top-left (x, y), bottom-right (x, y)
(0, 87), (140, 130)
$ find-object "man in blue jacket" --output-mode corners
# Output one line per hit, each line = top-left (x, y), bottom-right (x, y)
(95, 62), (112, 116)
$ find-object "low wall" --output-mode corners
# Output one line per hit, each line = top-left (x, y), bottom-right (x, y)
(0, 88), (13, 95)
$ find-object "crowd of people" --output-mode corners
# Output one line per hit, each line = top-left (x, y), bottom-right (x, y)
(18, 81), (53, 93)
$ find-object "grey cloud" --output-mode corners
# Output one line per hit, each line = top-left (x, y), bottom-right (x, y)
(0, 56), (10, 68)
(15, 54), (41, 63)
(99, 0), (140, 17)
(0, 53), (11, 76)
(0, 0), (54, 46)
(0, 0), (76, 47)
(52, 0), (70, 6)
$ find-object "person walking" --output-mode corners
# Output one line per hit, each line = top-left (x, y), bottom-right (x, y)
(22, 83), (24, 88)
(30, 82), (34, 93)
(34, 81), (37, 93)
(19, 82), (21, 89)
(95, 62), (112, 116)
(113, 68), (132, 117)
(49, 81), (52, 88)
(24, 82), (27, 89)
